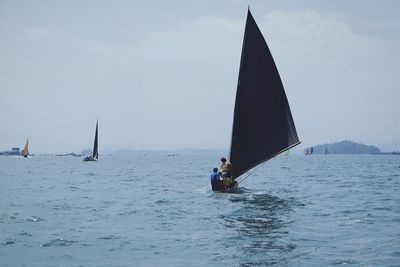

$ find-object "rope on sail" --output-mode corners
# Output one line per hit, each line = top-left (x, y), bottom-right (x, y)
(237, 163), (263, 185)
(236, 141), (301, 185)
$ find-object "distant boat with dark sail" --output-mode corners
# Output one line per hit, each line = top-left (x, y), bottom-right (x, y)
(83, 121), (98, 162)
(213, 9), (300, 193)
(304, 146), (314, 155)
(21, 138), (29, 158)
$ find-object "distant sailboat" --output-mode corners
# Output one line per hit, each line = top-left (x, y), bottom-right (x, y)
(214, 9), (300, 193)
(21, 138), (29, 158)
(83, 121), (98, 162)
(304, 146), (314, 155)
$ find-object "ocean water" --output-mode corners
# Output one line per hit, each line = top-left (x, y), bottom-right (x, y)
(0, 152), (399, 267)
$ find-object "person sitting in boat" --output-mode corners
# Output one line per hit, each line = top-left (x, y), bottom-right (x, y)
(220, 157), (232, 178)
(210, 168), (224, 191)
(220, 157), (237, 188)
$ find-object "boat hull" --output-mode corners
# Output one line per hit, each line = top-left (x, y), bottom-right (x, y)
(214, 183), (239, 193)
(83, 156), (97, 162)
(226, 183), (239, 193)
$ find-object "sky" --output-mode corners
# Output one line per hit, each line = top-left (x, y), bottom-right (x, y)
(1, 0), (400, 153)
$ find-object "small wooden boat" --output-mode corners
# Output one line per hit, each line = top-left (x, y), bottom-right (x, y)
(212, 8), (300, 193)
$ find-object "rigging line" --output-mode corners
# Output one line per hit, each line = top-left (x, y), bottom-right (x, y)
(237, 142), (301, 185)
(237, 163), (263, 185)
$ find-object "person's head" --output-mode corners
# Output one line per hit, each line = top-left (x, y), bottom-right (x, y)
(213, 168), (218, 173)
(220, 157), (227, 163)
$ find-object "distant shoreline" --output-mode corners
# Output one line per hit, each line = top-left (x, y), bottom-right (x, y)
(304, 140), (399, 155)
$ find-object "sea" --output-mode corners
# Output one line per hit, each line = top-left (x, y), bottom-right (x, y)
(0, 151), (399, 267)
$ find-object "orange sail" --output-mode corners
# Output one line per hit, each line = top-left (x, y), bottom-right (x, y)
(21, 138), (29, 157)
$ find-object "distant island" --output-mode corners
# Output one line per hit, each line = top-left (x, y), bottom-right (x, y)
(312, 140), (380, 154)
(55, 152), (82, 157)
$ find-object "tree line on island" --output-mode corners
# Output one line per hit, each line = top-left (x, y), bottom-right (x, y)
(305, 140), (382, 155)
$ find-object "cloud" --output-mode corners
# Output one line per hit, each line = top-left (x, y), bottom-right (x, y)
(132, 16), (244, 64)
(2, 7), (400, 151)
(132, 8), (400, 147)
(254, 9), (400, 145)
(23, 27), (51, 39)
(194, 16), (243, 32)
(262, 10), (352, 39)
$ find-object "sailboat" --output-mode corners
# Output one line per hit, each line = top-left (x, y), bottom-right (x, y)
(215, 9), (300, 193)
(304, 146), (314, 155)
(21, 138), (29, 158)
(83, 121), (98, 162)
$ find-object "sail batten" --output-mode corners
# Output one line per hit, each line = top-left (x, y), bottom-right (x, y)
(229, 10), (299, 179)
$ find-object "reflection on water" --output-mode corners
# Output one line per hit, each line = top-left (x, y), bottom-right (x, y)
(222, 191), (297, 266)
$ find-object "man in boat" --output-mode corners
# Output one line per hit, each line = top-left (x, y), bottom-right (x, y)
(220, 157), (236, 188)
(220, 157), (232, 177)
(210, 168), (224, 191)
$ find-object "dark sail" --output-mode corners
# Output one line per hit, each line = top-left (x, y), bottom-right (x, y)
(229, 10), (300, 179)
(92, 121), (98, 159)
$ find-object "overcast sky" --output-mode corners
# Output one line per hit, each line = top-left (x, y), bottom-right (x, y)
(1, 0), (399, 153)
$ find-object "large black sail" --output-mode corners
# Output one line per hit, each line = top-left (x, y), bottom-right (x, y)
(229, 10), (300, 179)
(92, 121), (98, 159)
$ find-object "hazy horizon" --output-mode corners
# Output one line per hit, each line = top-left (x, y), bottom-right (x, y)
(7, 139), (400, 154)
(1, 0), (399, 153)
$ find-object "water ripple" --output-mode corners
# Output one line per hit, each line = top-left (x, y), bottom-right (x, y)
(40, 238), (77, 247)
(25, 216), (43, 222)
(2, 239), (16, 246)
(1, 153), (400, 266)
